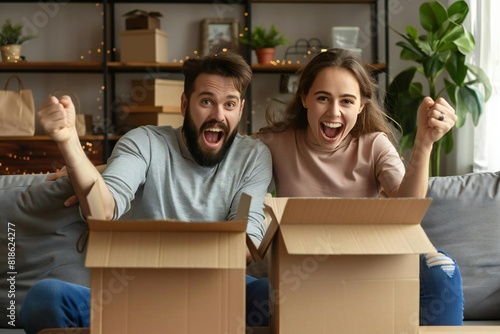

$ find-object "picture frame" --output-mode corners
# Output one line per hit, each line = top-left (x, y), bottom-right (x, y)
(201, 18), (239, 56)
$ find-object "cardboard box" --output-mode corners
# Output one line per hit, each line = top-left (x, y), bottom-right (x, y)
(131, 78), (183, 107)
(126, 16), (160, 30)
(85, 188), (252, 334)
(419, 326), (500, 333)
(124, 10), (162, 30)
(259, 197), (436, 334)
(120, 29), (168, 63)
(117, 111), (184, 131)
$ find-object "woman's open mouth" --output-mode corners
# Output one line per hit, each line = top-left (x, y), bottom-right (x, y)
(321, 121), (343, 141)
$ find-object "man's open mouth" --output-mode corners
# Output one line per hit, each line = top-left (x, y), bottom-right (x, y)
(203, 127), (225, 145)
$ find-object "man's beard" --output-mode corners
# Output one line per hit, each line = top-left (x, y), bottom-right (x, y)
(183, 107), (238, 167)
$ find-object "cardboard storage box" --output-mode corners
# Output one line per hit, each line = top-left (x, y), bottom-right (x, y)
(120, 29), (168, 62)
(258, 197), (436, 334)
(123, 10), (162, 30)
(85, 189), (252, 334)
(131, 78), (183, 107)
(116, 110), (184, 131)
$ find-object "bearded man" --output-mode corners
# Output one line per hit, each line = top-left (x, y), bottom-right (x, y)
(21, 52), (272, 333)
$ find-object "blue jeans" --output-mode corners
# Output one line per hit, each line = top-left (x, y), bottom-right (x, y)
(419, 250), (464, 325)
(20, 275), (270, 334)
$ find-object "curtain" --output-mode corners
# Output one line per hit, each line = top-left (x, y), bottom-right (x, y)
(469, 0), (500, 172)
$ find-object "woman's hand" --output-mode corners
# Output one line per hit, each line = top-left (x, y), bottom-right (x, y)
(416, 97), (458, 148)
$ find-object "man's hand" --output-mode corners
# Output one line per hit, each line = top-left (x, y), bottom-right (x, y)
(37, 95), (77, 143)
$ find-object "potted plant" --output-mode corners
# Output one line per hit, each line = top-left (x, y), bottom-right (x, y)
(0, 19), (36, 62)
(240, 24), (288, 64)
(384, 0), (491, 176)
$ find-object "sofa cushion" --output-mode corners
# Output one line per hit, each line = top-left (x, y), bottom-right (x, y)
(422, 171), (500, 320)
(0, 175), (89, 328)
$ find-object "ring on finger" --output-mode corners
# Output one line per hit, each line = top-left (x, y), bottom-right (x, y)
(438, 112), (445, 121)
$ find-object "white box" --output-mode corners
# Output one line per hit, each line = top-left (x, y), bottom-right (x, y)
(330, 26), (360, 49)
(120, 29), (168, 63)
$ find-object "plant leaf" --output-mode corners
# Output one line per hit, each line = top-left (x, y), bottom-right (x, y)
(446, 52), (467, 85)
(450, 85), (483, 127)
(399, 45), (425, 62)
(448, 0), (469, 25)
(442, 130), (454, 154)
(436, 24), (463, 52)
(420, 1), (448, 33)
(422, 54), (445, 81)
(467, 64), (492, 101)
(454, 28), (475, 54)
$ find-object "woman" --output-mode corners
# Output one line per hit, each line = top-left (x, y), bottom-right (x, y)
(256, 48), (463, 325)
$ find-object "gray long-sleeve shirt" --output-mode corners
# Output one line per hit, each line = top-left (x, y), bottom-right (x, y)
(102, 125), (273, 244)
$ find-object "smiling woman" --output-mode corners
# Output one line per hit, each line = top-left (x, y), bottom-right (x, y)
(254, 48), (463, 326)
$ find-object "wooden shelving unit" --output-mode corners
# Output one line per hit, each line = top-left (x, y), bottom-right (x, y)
(0, 0), (387, 174)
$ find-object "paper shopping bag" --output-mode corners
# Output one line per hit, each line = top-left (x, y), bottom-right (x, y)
(0, 75), (35, 136)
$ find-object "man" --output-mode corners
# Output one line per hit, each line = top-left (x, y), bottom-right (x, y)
(20, 52), (272, 333)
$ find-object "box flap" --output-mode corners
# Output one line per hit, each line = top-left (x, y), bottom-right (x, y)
(260, 197), (435, 256)
(85, 193), (252, 269)
(85, 219), (247, 269)
(280, 223), (435, 255)
(276, 197), (432, 225)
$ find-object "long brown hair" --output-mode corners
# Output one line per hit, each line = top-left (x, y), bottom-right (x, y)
(261, 48), (397, 142)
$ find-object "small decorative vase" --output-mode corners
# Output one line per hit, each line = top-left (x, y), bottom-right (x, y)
(1, 44), (22, 62)
(255, 48), (276, 65)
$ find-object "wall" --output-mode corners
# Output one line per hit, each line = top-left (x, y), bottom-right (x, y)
(0, 0), (473, 174)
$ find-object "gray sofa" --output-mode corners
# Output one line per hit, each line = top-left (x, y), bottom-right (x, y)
(1, 171), (499, 333)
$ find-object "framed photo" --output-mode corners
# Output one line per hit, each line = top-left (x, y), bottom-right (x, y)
(201, 18), (239, 55)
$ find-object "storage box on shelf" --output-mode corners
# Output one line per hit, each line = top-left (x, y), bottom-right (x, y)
(131, 78), (183, 108)
(115, 78), (184, 131)
(119, 29), (168, 63)
(124, 10), (161, 30)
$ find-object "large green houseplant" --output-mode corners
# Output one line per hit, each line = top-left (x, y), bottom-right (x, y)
(385, 0), (491, 176)
(240, 24), (288, 64)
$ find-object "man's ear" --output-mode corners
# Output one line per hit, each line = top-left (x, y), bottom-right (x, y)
(181, 92), (187, 117)
(239, 99), (245, 121)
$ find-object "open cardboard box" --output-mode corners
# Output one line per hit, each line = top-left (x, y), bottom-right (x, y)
(253, 197), (437, 334)
(84, 183), (252, 334)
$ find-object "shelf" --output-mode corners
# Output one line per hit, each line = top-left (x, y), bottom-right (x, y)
(1, 61), (386, 75)
(108, 62), (184, 73)
(0, 135), (120, 141)
(251, 62), (386, 74)
(252, 0), (375, 3)
(0, 61), (103, 73)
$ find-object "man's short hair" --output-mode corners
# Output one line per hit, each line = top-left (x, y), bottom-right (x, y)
(182, 51), (252, 100)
